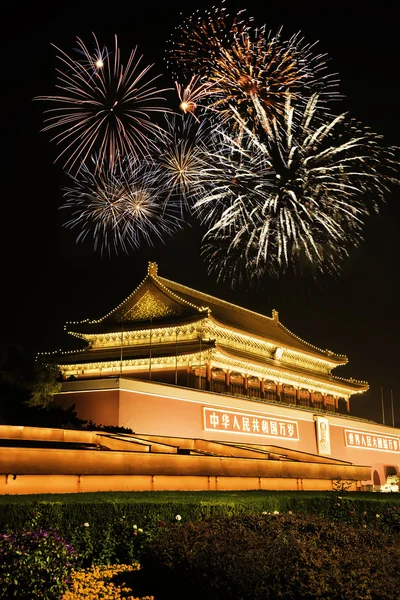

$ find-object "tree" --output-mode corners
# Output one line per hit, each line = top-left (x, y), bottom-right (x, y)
(26, 362), (62, 408)
(0, 343), (81, 428)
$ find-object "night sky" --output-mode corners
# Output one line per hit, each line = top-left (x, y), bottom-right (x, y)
(2, 0), (399, 424)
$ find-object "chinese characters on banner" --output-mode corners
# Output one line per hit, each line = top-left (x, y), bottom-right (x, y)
(345, 429), (400, 452)
(203, 407), (299, 440)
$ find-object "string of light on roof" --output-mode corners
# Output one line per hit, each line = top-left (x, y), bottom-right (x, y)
(157, 270), (347, 360)
(64, 261), (344, 363)
(58, 348), (364, 397)
(55, 262), (367, 388)
(38, 347), (87, 357)
(64, 261), (209, 328)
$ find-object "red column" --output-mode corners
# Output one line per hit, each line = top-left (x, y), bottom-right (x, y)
(206, 364), (211, 391)
(243, 374), (248, 396)
(225, 371), (231, 394)
(276, 382), (282, 402)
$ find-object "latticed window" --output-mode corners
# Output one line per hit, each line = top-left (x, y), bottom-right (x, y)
(230, 372), (244, 396)
(313, 392), (323, 410)
(192, 366), (207, 390)
(211, 379), (226, 393)
(264, 380), (276, 401)
(211, 369), (226, 393)
(325, 395), (336, 412)
(248, 377), (260, 398)
(299, 389), (310, 406)
(283, 385), (296, 404)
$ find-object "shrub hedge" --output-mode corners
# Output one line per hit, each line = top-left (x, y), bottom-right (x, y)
(140, 513), (400, 600)
(1, 491), (400, 569)
(1, 490), (400, 533)
(1, 491), (400, 598)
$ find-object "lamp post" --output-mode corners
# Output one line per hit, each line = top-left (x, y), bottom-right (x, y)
(391, 389), (395, 427)
(197, 326), (204, 390)
(175, 327), (180, 385)
(149, 317), (152, 381)
(120, 319), (124, 377)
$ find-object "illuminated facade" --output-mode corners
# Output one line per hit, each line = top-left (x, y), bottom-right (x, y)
(3, 263), (399, 495)
(53, 261), (368, 413)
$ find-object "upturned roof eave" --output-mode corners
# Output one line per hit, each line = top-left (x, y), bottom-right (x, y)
(206, 314), (346, 368)
(64, 270), (209, 332)
(60, 263), (348, 369)
(157, 275), (347, 365)
(55, 339), (216, 365)
(213, 345), (368, 394)
(66, 311), (209, 337)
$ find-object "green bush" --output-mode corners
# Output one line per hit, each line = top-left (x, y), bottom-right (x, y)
(378, 505), (400, 532)
(68, 516), (152, 567)
(140, 513), (400, 600)
(0, 526), (77, 599)
(1, 491), (399, 533)
(1, 492), (400, 568)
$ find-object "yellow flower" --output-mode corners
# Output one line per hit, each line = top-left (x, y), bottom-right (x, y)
(61, 564), (152, 600)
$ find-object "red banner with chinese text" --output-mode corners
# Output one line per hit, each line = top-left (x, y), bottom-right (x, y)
(345, 429), (400, 452)
(203, 407), (299, 440)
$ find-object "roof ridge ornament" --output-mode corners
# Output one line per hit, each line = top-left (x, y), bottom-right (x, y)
(148, 262), (158, 277)
(272, 309), (279, 323)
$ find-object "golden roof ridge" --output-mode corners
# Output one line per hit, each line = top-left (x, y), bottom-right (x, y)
(205, 314), (343, 368)
(64, 262), (208, 330)
(157, 273), (346, 362)
(212, 346), (368, 395)
(214, 344), (368, 389)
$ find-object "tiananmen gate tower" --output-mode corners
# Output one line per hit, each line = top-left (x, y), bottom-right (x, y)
(1, 262), (398, 495)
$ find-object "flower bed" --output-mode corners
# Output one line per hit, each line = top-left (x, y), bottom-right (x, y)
(1, 492), (400, 598)
(61, 564), (153, 600)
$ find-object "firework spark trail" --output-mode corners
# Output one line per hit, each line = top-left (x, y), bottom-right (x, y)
(175, 75), (219, 119)
(202, 26), (340, 131)
(154, 115), (210, 213)
(34, 17), (398, 282)
(61, 156), (183, 255)
(35, 34), (171, 174)
(167, 7), (340, 135)
(194, 94), (398, 285)
(166, 4), (250, 80)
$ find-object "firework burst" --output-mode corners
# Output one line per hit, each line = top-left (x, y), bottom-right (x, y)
(166, 4), (249, 79)
(201, 234), (266, 288)
(195, 94), (398, 284)
(167, 8), (339, 134)
(35, 34), (171, 173)
(61, 156), (182, 255)
(205, 27), (339, 132)
(154, 115), (210, 213)
(175, 75), (217, 119)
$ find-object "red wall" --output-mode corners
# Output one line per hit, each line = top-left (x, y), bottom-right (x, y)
(59, 389), (119, 425)
(57, 379), (400, 487)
